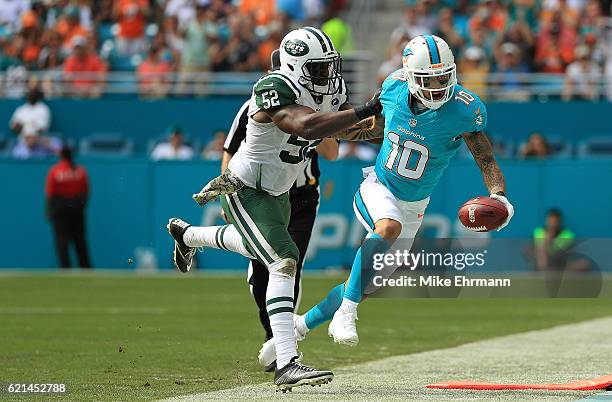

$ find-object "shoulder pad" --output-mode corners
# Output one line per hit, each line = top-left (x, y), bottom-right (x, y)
(254, 73), (301, 110)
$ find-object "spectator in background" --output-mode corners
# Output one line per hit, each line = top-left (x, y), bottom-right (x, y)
(63, 35), (107, 98)
(177, 2), (216, 95)
(0, 0), (29, 34)
(239, 0), (275, 26)
(493, 43), (530, 100)
(322, 13), (354, 54)
(137, 45), (171, 98)
(562, 45), (601, 101)
(211, 14), (258, 72)
(519, 132), (551, 159)
(257, 23), (281, 71)
(459, 46), (489, 99)
(390, 6), (430, 46)
(56, 5), (90, 55)
(201, 129), (226, 160)
(466, 25), (495, 60)
(434, 7), (464, 51)
(530, 208), (591, 272)
(113, 0), (149, 55)
(164, 0), (195, 29)
(151, 125), (193, 160)
(10, 86), (51, 137)
(12, 124), (61, 158)
(469, 0), (508, 35)
(497, 21), (535, 70)
(19, 10), (42, 70)
(162, 16), (185, 61)
(535, 10), (578, 72)
(45, 146), (92, 269)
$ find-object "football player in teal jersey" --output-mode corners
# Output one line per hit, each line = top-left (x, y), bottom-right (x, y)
(258, 35), (515, 367)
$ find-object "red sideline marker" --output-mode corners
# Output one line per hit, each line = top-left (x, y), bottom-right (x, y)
(427, 374), (612, 391)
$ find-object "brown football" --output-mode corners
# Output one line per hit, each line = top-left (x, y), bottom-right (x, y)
(458, 196), (509, 232)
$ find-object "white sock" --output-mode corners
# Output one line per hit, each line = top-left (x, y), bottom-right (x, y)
(340, 298), (359, 313)
(266, 259), (298, 369)
(183, 225), (254, 258)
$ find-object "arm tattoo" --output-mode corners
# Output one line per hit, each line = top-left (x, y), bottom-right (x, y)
(463, 131), (506, 194)
(332, 115), (385, 141)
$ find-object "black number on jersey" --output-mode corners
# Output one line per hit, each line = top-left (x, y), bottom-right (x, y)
(280, 135), (314, 164)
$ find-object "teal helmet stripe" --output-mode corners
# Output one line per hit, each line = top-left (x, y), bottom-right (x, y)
(424, 35), (440, 64)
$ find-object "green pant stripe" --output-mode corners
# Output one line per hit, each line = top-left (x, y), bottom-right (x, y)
(267, 307), (294, 316)
(222, 195), (263, 262)
(266, 296), (293, 306)
(230, 193), (280, 262)
(218, 225), (229, 250)
(227, 195), (273, 265)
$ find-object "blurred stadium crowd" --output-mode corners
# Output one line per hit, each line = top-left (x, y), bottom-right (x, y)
(0, 0), (351, 98)
(378, 0), (612, 101)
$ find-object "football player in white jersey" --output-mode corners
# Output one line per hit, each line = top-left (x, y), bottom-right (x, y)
(166, 27), (384, 391)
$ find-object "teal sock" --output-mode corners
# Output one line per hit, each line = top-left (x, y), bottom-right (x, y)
(304, 283), (345, 330)
(344, 233), (389, 303)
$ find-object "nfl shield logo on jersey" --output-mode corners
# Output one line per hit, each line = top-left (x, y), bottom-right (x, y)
(409, 118), (417, 127)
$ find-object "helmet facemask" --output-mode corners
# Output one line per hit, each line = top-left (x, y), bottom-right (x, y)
(299, 55), (342, 96)
(406, 64), (457, 110)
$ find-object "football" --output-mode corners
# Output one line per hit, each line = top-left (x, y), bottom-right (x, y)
(458, 196), (509, 232)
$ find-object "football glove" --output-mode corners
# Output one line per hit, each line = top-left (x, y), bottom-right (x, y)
(489, 193), (514, 231)
(354, 88), (383, 120)
(193, 171), (245, 207)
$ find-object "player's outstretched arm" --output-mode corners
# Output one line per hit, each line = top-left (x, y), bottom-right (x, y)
(463, 131), (505, 194)
(268, 89), (383, 140)
(331, 114), (385, 141)
(464, 131), (514, 230)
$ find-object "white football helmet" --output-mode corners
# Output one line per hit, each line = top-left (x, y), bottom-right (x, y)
(402, 35), (457, 110)
(279, 27), (342, 96)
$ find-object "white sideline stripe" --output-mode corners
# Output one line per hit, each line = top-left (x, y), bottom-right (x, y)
(159, 315), (612, 401)
(0, 307), (167, 314)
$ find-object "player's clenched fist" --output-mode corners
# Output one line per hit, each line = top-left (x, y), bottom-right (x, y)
(355, 88), (383, 120)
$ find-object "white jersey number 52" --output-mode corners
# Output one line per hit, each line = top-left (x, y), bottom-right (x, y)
(384, 132), (429, 179)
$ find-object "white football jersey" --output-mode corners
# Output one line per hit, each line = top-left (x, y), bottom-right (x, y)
(228, 71), (348, 196)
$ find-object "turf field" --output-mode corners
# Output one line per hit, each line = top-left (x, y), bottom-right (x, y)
(2, 272), (612, 401)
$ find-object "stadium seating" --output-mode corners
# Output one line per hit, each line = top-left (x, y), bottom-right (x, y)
(79, 132), (134, 156)
(577, 136), (612, 158)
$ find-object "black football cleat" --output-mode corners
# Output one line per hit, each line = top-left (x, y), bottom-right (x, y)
(274, 357), (333, 392)
(167, 218), (196, 273)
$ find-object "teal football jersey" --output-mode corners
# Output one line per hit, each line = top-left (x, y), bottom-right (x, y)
(374, 69), (487, 202)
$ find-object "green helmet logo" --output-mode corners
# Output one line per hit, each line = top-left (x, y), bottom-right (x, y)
(284, 39), (309, 57)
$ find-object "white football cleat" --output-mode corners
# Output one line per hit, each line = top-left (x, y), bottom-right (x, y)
(328, 305), (359, 346)
(258, 314), (308, 371)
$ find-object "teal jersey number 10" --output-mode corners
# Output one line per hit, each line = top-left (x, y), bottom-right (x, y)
(384, 132), (429, 180)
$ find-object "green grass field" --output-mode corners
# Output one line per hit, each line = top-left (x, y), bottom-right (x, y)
(2, 273), (612, 401)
